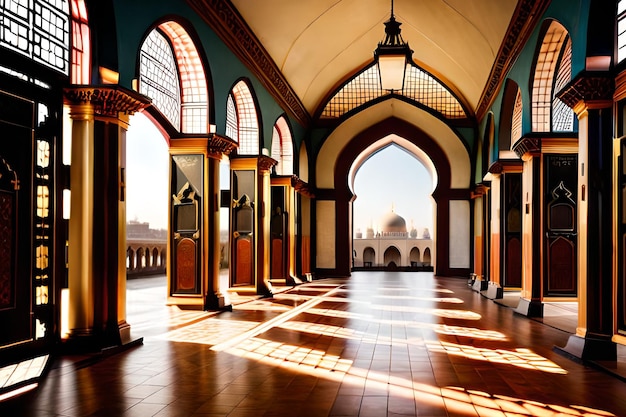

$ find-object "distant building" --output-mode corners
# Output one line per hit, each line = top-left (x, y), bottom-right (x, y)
(126, 220), (167, 276)
(353, 209), (433, 270)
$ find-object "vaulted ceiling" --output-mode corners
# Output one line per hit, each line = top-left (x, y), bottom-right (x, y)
(186, 0), (549, 125)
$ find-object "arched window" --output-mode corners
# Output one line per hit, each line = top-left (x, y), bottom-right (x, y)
(226, 80), (259, 155)
(139, 22), (208, 133)
(321, 63), (467, 120)
(271, 116), (293, 175)
(71, 0), (90, 84)
(511, 89), (523, 142)
(531, 20), (573, 132)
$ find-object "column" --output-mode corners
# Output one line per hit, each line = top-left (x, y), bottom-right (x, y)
(557, 74), (616, 360)
(63, 86), (150, 349)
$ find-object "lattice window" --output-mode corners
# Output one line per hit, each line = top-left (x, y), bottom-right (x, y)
(532, 21), (568, 132)
(552, 39), (573, 132)
(321, 63), (466, 119)
(228, 80), (259, 155)
(0, 0), (70, 74)
(70, 0), (89, 84)
(511, 89), (523, 144)
(619, 1), (626, 63)
(403, 65), (465, 118)
(321, 65), (383, 118)
(271, 116), (293, 175)
(139, 29), (181, 129)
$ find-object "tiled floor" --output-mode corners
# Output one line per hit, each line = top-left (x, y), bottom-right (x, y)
(3, 272), (626, 416)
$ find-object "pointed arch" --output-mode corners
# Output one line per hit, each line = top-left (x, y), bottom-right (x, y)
(271, 115), (294, 175)
(226, 79), (260, 155)
(531, 20), (573, 133)
(139, 20), (209, 134)
(498, 80), (522, 151)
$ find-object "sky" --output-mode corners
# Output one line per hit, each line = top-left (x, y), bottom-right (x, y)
(352, 144), (434, 235)
(126, 113), (169, 230)
(126, 115), (435, 234)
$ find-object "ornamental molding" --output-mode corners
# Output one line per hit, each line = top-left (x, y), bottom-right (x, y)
(556, 72), (614, 110)
(64, 85), (151, 116)
(513, 136), (541, 158)
(476, 0), (551, 120)
(185, 0), (310, 126)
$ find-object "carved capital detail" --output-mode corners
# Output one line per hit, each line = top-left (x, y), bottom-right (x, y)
(556, 72), (614, 110)
(488, 159), (523, 174)
(258, 155), (278, 172)
(207, 134), (238, 158)
(64, 85), (151, 117)
(185, 0), (310, 126)
(291, 175), (315, 198)
(513, 136), (541, 158)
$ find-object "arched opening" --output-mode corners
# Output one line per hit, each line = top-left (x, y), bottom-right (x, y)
(383, 246), (401, 268)
(363, 247), (376, 268)
(351, 140), (435, 272)
(410, 247), (421, 267)
(423, 248), (432, 266)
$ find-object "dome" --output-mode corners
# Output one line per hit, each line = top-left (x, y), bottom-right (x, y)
(380, 210), (407, 233)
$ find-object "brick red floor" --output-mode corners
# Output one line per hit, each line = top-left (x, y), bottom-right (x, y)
(2, 272), (626, 416)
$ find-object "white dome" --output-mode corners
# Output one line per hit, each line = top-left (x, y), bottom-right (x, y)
(380, 210), (407, 233)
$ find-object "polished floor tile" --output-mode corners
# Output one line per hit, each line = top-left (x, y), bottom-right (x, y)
(2, 272), (626, 416)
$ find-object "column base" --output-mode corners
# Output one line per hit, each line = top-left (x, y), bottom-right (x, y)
(206, 292), (233, 311)
(555, 334), (617, 362)
(486, 282), (503, 299)
(63, 325), (143, 355)
(514, 297), (544, 318)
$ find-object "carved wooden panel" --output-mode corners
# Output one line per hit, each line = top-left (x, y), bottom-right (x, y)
(235, 237), (253, 286)
(505, 237), (522, 288)
(271, 238), (284, 279)
(0, 192), (14, 309)
(175, 238), (197, 292)
(547, 236), (576, 294)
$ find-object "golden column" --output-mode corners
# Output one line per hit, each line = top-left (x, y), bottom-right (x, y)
(63, 86), (150, 349)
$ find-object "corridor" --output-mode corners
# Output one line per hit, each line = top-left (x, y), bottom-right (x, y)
(3, 272), (626, 417)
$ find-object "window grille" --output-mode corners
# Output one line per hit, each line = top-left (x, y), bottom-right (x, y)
(552, 39), (573, 132)
(532, 21), (570, 132)
(619, 1), (626, 63)
(139, 29), (181, 129)
(70, 0), (89, 84)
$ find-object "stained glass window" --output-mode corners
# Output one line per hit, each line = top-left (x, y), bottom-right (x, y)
(271, 116), (293, 175)
(321, 64), (466, 119)
(0, 0), (70, 74)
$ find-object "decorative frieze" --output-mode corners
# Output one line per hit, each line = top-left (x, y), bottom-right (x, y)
(185, 0), (310, 126)
(64, 86), (151, 117)
(476, 0), (551, 119)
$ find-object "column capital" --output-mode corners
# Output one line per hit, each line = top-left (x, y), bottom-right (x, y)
(556, 72), (614, 114)
(258, 155), (277, 173)
(291, 175), (315, 198)
(63, 85), (151, 117)
(513, 136), (541, 158)
(207, 134), (238, 159)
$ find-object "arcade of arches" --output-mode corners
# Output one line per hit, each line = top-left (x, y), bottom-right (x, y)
(2, 0), (626, 403)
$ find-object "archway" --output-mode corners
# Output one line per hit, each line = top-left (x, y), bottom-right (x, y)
(316, 101), (472, 278)
(350, 139), (435, 272)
